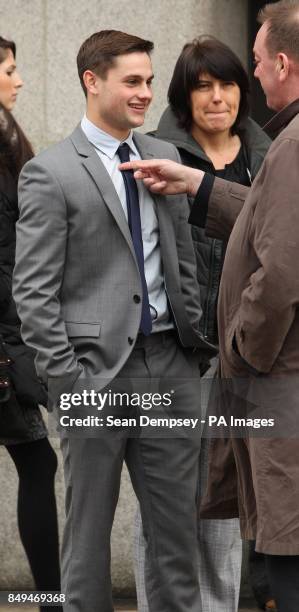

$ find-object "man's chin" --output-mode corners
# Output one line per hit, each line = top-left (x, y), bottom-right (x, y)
(128, 110), (147, 126)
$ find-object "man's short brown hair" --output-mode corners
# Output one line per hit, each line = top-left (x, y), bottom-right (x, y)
(77, 29), (154, 96)
(258, 0), (299, 62)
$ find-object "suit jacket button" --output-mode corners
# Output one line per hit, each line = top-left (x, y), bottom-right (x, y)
(133, 294), (141, 303)
(128, 337), (134, 345)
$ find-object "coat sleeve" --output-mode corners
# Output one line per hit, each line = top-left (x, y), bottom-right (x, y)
(204, 177), (250, 241)
(234, 137), (299, 372)
(13, 158), (82, 387)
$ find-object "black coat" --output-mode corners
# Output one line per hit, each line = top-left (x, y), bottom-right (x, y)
(0, 170), (47, 444)
(0, 171), (21, 339)
(154, 107), (271, 347)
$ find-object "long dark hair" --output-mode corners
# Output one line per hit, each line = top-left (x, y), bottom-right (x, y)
(168, 36), (250, 134)
(0, 105), (34, 180)
(0, 35), (34, 180)
(0, 35), (16, 63)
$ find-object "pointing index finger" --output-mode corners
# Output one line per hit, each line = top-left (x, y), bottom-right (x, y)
(118, 159), (159, 172)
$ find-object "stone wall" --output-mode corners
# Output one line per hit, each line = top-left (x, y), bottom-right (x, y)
(0, 0), (248, 150)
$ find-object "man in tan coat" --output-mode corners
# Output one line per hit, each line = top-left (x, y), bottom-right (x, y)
(120, 1), (299, 610)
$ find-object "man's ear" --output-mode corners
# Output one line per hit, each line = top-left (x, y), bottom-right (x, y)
(83, 70), (100, 95)
(276, 53), (289, 81)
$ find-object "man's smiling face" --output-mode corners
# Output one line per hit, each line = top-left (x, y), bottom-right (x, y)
(88, 52), (154, 139)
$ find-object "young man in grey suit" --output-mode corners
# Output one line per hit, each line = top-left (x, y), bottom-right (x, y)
(13, 30), (213, 612)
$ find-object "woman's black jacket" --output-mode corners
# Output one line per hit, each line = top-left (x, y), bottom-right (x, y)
(153, 106), (271, 347)
(0, 170), (20, 341)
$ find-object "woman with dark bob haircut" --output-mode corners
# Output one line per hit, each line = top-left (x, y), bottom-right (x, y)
(168, 36), (250, 134)
(134, 37), (276, 612)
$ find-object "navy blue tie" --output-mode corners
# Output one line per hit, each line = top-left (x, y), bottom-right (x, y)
(118, 143), (152, 336)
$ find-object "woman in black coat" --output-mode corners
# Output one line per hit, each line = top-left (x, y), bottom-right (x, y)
(0, 35), (62, 611)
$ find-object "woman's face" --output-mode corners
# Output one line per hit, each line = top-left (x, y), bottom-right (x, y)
(190, 72), (241, 136)
(0, 49), (23, 110)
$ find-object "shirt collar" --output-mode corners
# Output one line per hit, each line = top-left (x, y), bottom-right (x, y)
(81, 115), (138, 159)
(263, 98), (299, 139)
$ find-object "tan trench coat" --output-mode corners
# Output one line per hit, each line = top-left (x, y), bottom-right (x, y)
(200, 100), (299, 554)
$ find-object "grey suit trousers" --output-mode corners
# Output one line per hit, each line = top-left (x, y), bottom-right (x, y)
(133, 361), (242, 612)
(59, 331), (203, 612)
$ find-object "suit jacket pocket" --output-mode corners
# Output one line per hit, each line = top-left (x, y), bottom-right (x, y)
(65, 322), (101, 337)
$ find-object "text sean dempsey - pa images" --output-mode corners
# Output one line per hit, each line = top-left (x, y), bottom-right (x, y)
(57, 389), (275, 431)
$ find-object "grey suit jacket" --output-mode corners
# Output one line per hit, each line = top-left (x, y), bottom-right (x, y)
(13, 126), (215, 392)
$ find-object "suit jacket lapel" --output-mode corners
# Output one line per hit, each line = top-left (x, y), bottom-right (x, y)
(70, 127), (173, 265)
(133, 132), (179, 266)
(132, 132), (156, 160)
(133, 134), (201, 341)
(132, 132), (167, 222)
(70, 125), (134, 256)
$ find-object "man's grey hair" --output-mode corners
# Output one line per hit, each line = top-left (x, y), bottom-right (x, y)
(258, 0), (299, 62)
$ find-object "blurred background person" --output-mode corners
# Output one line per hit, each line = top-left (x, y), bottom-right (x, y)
(0, 35), (62, 612)
(134, 36), (275, 612)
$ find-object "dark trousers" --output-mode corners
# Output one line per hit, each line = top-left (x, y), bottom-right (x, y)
(7, 439), (62, 612)
(249, 540), (272, 607)
(59, 331), (203, 612)
(266, 554), (299, 612)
